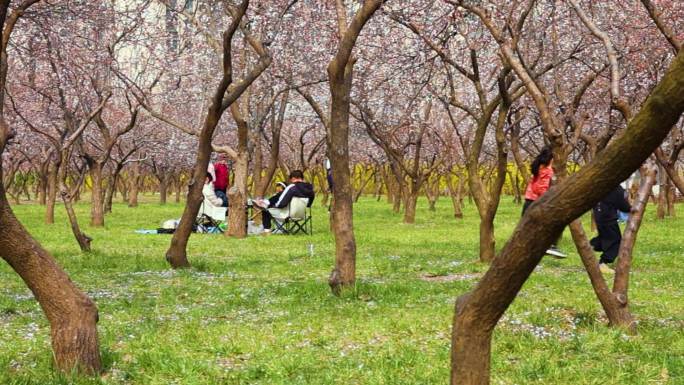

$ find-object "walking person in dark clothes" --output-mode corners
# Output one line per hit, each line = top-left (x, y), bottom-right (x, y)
(522, 147), (567, 258)
(590, 185), (631, 274)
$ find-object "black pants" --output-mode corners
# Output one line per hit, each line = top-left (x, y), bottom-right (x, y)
(522, 199), (561, 247)
(262, 210), (273, 230)
(215, 189), (228, 207)
(590, 221), (622, 264)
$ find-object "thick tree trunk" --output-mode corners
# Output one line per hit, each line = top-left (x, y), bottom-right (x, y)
(450, 49), (684, 384)
(0, 185), (101, 373)
(89, 162), (105, 227)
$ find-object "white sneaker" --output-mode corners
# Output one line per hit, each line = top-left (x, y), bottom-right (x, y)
(262, 229), (272, 235)
(599, 263), (615, 274)
(545, 247), (567, 259)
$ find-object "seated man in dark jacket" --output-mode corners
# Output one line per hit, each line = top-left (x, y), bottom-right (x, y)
(590, 184), (631, 274)
(256, 170), (315, 233)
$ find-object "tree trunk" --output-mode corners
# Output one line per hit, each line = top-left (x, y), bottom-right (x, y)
(403, 189), (419, 224)
(62, 189), (92, 253)
(666, 178), (675, 217)
(656, 163), (667, 219)
(227, 104), (249, 239)
(174, 173), (183, 203)
(425, 176), (439, 212)
(45, 164), (58, 224)
(569, 220), (635, 329)
(353, 167), (374, 203)
(38, 174), (47, 205)
(128, 164), (140, 208)
(447, 172), (464, 219)
(251, 133), (263, 198)
(0, 183), (101, 374)
(373, 169), (384, 201)
(450, 48), (684, 384)
(89, 162), (105, 227)
(611, 166), (658, 330)
(159, 176), (169, 205)
(327, 60), (358, 295)
(104, 171), (118, 214)
(59, 161), (92, 253)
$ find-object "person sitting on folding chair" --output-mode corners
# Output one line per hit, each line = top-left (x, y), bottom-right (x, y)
(255, 170), (314, 234)
(197, 173), (228, 233)
(203, 172), (226, 208)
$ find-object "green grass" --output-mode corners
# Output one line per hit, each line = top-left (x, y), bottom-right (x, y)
(0, 195), (682, 384)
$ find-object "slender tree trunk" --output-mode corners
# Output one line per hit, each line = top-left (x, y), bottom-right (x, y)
(425, 176), (439, 212)
(128, 164), (140, 208)
(666, 178), (675, 217)
(373, 169), (384, 200)
(104, 170), (119, 214)
(656, 163), (667, 219)
(89, 162), (105, 227)
(611, 166), (658, 330)
(38, 174), (47, 205)
(353, 167), (374, 203)
(252, 134), (263, 198)
(174, 173), (183, 203)
(327, 60), (357, 294)
(165, 120), (216, 268)
(62, 189), (91, 252)
(59, 161), (91, 253)
(569, 220), (634, 326)
(227, 104), (249, 238)
(45, 164), (58, 224)
(159, 176), (169, 205)
(448, 172), (465, 219)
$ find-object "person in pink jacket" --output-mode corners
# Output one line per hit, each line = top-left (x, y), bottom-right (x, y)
(522, 147), (566, 258)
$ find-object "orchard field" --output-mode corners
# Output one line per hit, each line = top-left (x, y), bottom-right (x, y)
(1, 197), (682, 385)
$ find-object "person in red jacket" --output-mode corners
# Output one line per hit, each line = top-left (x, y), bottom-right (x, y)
(522, 147), (567, 258)
(213, 154), (230, 206)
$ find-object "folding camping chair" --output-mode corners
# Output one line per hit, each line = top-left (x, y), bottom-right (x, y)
(196, 201), (227, 234)
(271, 197), (312, 235)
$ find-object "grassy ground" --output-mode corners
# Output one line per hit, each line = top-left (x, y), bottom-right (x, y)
(0, 195), (682, 384)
